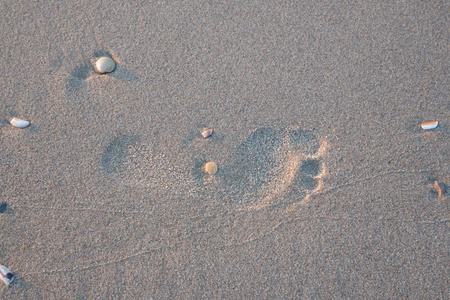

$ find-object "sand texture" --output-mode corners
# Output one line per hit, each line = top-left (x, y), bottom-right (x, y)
(0, 1), (449, 298)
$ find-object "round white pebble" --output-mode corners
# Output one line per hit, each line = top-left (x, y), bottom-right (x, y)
(95, 57), (116, 74)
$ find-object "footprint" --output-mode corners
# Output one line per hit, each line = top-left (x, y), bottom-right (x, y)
(222, 127), (326, 210)
(288, 158), (324, 200)
(100, 127), (325, 214)
(101, 135), (139, 174)
(288, 128), (321, 156)
(232, 127), (282, 191)
(91, 128), (326, 262)
(100, 134), (195, 201)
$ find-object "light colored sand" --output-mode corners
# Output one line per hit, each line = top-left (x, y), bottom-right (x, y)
(0, 1), (448, 298)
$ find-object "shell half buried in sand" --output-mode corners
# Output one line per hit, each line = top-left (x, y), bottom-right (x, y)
(204, 161), (218, 175)
(0, 265), (14, 286)
(95, 57), (116, 74)
(10, 117), (30, 128)
(421, 121), (438, 130)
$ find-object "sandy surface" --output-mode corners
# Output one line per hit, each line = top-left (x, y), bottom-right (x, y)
(0, 1), (448, 298)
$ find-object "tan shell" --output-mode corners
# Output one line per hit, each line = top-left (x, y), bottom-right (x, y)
(204, 162), (218, 175)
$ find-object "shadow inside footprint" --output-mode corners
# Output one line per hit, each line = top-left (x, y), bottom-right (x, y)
(101, 135), (139, 174)
(288, 128), (320, 156)
(290, 174), (319, 194)
(231, 127), (282, 191)
(300, 159), (323, 177)
(218, 126), (325, 209)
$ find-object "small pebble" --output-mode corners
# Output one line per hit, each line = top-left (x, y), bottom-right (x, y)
(95, 57), (116, 74)
(434, 181), (446, 196)
(204, 161), (218, 175)
(10, 117), (30, 128)
(0, 202), (6, 213)
(421, 121), (438, 130)
(0, 265), (14, 286)
(201, 128), (214, 138)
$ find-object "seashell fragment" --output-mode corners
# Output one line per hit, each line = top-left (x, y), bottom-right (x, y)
(204, 161), (218, 175)
(421, 121), (438, 130)
(434, 181), (446, 196)
(95, 57), (116, 74)
(0, 202), (6, 213)
(0, 265), (14, 286)
(10, 117), (30, 128)
(201, 128), (214, 138)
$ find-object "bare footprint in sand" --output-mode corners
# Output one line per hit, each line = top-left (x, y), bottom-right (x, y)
(219, 127), (326, 211)
(100, 127), (326, 215)
(100, 134), (192, 196)
(90, 128), (327, 261)
(101, 135), (140, 174)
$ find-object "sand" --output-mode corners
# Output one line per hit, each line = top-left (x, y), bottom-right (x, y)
(0, 1), (448, 298)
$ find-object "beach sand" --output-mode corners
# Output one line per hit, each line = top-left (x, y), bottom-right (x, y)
(0, 1), (448, 298)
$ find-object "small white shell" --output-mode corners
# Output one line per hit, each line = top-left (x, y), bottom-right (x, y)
(10, 117), (30, 128)
(421, 121), (438, 130)
(201, 128), (214, 138)
(0, 265), (14, 286)
(95, 57), (116, 74)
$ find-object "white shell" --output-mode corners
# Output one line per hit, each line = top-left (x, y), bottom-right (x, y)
(421, 121), (438, 130)
(0, 265), (14, 286)
(95, 57), (116, 74)
(201, 128), (214, 138)
(10, 117), (30, 128)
